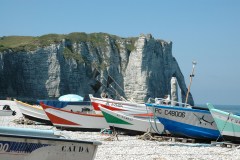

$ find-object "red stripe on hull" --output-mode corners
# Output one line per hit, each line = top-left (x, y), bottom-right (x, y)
(91, 101), (100, 111)
(40, 102), (79, 125)
(100, 104), (126, 111)
(46, 112), (80, 125)
(92, 102), (126, 111)
(132, 113), (153, 117)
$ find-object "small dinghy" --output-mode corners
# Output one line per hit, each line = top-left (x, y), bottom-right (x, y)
(40, 102), (109, 131)
(14, 99), (51, 124)
(0, 126), (101, 160)
(0, 104), (16, 116)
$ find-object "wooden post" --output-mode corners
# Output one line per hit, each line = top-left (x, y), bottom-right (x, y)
(185, 61), (197, 106)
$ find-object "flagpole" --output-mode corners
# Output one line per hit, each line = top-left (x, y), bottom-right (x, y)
(185, 61), (197, 107)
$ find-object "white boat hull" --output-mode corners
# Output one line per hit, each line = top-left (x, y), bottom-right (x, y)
(14, 99), (50, 124)
(0, 104), (16, 116)
(40, 102), (109, 130)
(0, 110), (15, 116)
(0, 128), (100, 160)
(99, 106), (164, 134)
(90, 95), (151, 115)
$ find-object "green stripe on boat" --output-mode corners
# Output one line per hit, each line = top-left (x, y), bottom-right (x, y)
(102, 111), (132, 125)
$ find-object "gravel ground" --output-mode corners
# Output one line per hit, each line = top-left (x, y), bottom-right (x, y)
(1, 100), (240, 160)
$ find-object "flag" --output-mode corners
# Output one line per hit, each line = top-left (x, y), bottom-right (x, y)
(107, 76), (114, 87)
(90, 80), (102, 93)
(92, 68), (100, 78)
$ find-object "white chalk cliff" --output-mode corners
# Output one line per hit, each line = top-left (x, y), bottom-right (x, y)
(0, 33), (194, 105)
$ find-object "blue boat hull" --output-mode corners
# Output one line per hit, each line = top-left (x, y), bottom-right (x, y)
(158, 117), (220, 140)
(147, 104), (221, 140)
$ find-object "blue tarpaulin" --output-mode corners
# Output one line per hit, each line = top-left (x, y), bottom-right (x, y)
(39, 100), (91, 109)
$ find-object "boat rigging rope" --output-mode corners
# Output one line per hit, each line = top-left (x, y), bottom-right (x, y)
(145, 98), (163, 135)
(92, 67), (128, 101)
(99, 82), (124, 100)
(216, 112), (231, 142)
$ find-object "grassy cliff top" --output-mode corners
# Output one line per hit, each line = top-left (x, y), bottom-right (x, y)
(0, 32), (137, 52)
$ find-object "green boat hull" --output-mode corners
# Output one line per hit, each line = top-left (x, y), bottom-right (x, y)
(207, 103), (240, 143)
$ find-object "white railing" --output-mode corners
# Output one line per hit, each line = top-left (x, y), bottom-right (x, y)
(148, 97), (192, 108)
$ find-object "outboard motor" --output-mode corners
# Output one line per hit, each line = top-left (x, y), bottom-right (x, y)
(3, 105), (16, 116)
(3, 105), (11, 110)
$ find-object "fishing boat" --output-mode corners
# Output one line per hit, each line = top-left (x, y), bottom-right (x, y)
(99, 105), (164, 135)
(40, 102), (109, 131)
(147, 102), (220, 140)
(146, 61), (220, 140)
(0, 110), (15, 116)
(207, 103), (240, 143)
(14, 98), (92, 125)
(0, 126), (100, 160)
(0, 104), (16, 116)
(89, 95), (151, 116)
(14, 99), (51, 125)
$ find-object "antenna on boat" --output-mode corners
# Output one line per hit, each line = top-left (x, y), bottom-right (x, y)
(185, 60), (197, 107)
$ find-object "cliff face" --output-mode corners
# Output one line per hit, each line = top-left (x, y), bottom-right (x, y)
(0, 33), (194, 105)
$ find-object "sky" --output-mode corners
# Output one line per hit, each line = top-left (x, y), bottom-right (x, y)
(1, 0), (240, 105)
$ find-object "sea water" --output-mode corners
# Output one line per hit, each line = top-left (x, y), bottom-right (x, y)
(198, 104), (240, 115)
(214, 105), (240, 115)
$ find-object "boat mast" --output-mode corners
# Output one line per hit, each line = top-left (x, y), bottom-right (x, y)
(185, 61), (197, 106)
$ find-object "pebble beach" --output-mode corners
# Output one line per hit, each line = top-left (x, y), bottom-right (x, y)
(1, 100), (240, 160)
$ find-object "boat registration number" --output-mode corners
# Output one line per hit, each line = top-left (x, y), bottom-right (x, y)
(155, 108), (185, 118)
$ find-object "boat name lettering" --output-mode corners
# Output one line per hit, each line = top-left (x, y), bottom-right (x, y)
(164, 110), (185, 118)
(116, 114), (133, 121)
(62, 145), (89, 153)
(106, 102), (123, 108)
(230, 118), (240, 124)
(0, 143), (9, 152)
